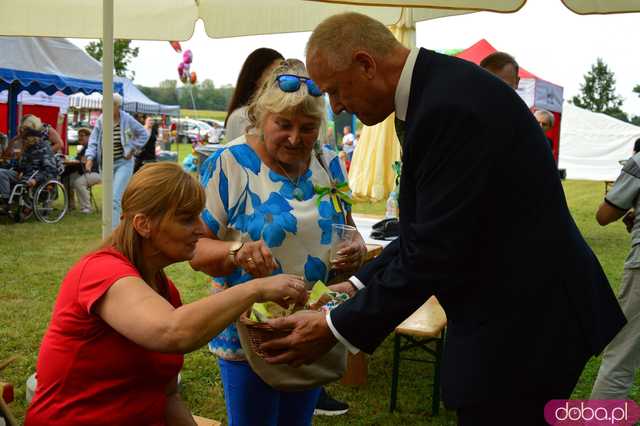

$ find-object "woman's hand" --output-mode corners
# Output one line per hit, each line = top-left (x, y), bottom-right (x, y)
(252, 274), (308, 308)
(331, 236), (366, 274)
(235, 240), (278, 277)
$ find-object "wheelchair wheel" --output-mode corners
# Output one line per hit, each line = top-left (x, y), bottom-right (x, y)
(33, 180), (68, 223)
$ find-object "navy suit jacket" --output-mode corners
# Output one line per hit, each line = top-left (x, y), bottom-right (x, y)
(331, 49), (625, 407)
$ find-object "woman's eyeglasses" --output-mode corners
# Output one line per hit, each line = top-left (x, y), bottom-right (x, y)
(275, 74), (323, 97)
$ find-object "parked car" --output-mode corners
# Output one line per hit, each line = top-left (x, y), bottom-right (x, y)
(172, 118), (221, 145)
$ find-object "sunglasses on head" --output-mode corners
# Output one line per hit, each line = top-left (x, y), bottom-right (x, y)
(275, 74), (323, 97)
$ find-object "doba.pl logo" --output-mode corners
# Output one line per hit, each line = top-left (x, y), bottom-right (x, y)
(544, 400), (640, 425)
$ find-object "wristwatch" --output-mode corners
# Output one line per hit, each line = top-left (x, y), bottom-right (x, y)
(228, 241), (244, 265)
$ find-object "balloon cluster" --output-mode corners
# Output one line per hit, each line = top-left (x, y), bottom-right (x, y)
(171, 41), (197, 85)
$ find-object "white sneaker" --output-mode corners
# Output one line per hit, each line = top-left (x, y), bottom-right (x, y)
(80, 208), (92, 214)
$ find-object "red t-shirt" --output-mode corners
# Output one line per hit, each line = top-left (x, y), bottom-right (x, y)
(25, 247), (184, 426)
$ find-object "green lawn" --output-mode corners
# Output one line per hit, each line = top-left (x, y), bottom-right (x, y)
(0, 180), (637, 425)
(181, 109), (227, 121)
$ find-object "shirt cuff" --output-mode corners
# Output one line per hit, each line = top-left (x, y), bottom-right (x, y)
(326, 311), (360, 354)
(349, 276), (365, 290)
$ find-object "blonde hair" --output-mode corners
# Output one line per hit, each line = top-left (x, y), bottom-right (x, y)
(102, 162), (205, 287)
(247, 58), (325, 134)
(307, 12), (400, 71)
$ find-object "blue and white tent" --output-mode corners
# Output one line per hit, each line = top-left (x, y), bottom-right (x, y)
(0, 36), (121, 137)
(69, 76), (180, 116)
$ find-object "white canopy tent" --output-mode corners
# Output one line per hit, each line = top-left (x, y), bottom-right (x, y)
(559, 102), (640, 181)
(1, 0), (638, 235)
(69, 76), (180, 116)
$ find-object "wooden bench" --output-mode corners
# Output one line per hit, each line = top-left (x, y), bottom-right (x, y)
(390, 296), (447, 416)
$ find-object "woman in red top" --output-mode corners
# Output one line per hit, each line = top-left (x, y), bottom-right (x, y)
(25, 162), (307, 426)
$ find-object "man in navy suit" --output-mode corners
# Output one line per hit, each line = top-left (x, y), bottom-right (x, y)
(262, 12), (625, 424)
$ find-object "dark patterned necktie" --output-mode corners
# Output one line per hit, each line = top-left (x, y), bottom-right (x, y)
(394, 117), (405, 147)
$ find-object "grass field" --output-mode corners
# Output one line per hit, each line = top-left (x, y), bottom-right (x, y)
(0, 180), (637, 425)
(181, 109), (227, 121)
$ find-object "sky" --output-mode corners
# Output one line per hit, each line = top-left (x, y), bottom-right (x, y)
(70, 0), (640, 116)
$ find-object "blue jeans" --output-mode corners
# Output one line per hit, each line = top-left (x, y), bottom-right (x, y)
(217, 359), (320, 426)
(112, 158), (133, 229)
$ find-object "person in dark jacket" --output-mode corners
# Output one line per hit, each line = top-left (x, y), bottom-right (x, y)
(261, 13), (626, 425)
(134, 117), (158, 173)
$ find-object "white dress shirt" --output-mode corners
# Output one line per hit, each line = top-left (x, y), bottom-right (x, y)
(326, 47), (422, 354)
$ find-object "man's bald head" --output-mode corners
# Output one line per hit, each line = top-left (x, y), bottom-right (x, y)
(306, 13), (408, 126)
(306, 12), (401, 72)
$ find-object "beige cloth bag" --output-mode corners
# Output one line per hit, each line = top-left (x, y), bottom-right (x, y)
(236, 310), (347, 392)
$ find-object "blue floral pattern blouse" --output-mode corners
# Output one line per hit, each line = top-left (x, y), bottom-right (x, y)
(200, 137), (351, 360)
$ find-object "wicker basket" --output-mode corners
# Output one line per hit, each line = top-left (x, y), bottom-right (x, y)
(238, 310), (292, 358)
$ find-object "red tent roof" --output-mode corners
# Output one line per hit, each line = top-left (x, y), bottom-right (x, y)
(455, 39), (537, 79)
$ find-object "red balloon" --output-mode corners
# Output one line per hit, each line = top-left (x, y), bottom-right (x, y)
(190, 71), (197, 85)
(177, 62), (185, 78)
(170, 41), (182, 53)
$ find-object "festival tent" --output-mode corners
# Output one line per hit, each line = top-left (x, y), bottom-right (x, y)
(69, 76), (180, 116)
(0, 90), (70, 144)
(0, 36), (120, 138)
(455, 39), (564, 161)
(558, 102), (640, 181)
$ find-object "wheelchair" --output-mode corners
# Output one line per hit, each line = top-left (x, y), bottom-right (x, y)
(4, 170), (68, 223)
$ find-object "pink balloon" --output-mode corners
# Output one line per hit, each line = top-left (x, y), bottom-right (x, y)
(177, 62), (185, 77)
(182, 49), (193, 64)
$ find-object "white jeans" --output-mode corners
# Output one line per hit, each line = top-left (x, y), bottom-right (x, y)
(70, 172), (101, 211)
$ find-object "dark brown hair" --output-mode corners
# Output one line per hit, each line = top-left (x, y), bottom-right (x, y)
(480, 51), (519, 75)
(102, 162), (205, 287)
(225, 48), (284, 127)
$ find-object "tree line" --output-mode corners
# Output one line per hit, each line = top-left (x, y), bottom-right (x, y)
(85, 39), (233, 112)
(138, 80), (234, 111)
(571, 58), (640, 126)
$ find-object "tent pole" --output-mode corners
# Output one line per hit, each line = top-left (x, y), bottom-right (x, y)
(7, 81), (19, 139)
(101, 0), (114, 237)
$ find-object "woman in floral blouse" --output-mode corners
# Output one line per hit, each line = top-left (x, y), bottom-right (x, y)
(190, 59), (366, 426)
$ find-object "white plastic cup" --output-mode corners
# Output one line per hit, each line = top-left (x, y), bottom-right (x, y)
(330, 223), (357, 262)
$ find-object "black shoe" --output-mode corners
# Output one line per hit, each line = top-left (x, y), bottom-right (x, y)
(314, 388), (349, 416)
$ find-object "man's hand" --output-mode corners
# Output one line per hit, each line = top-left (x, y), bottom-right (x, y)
(328, 281), (358, 298)
(27, 178), (36, 188)
(85, 159), (94, 173)
(260, 311), (337, 367)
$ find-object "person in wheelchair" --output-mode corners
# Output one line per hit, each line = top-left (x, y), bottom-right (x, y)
(0, 115), (58, 210)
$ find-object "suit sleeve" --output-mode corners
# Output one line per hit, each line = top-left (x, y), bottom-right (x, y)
(353, 238), (400, 284)
(330, 102), (499, 354)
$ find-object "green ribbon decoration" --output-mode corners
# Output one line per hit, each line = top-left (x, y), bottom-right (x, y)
(314, 181), (353, 214)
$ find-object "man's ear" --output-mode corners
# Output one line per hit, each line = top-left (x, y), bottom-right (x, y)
(132, 213), (152, 239)
(353, 51), (376, 80)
